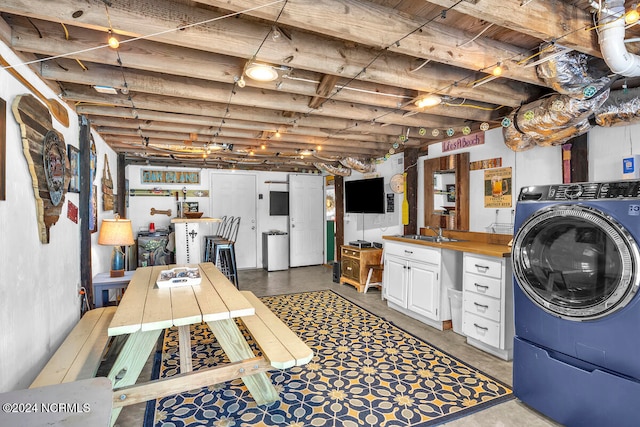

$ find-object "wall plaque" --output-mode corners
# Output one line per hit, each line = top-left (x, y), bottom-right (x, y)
(141, 170), (200, 184)
(12, 94), (70, 243)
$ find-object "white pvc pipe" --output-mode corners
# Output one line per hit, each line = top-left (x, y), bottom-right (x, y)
(598, 0), (640, 76)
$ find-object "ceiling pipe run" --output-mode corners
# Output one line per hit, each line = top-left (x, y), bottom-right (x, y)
(597, 0), (640, 76)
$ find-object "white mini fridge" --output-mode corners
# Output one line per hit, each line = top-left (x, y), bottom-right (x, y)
(262, 231), (289, 271)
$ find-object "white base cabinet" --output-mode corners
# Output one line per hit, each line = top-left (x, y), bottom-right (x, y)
(383, 241), (461, 331)
(462, 253), (514, 360)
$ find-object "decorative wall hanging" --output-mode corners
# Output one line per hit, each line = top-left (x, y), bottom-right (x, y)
(484, 167), (513, 208)
(43, 130), (66, 206)
(12, 94), (70, 243)
(441, 131), (485, 152)
(67, 144), (80, 193)
(470, 157), (502, 171)
(141, 169), (200, 184)
(102, 154), (114, 211)
(0, 97), (5, 201)
(129, 188), (209, 197)
(89, 139), (97, 233)
(67, 200), (78, 223)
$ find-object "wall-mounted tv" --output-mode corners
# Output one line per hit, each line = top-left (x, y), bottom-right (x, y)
(345, 177), (385, 214)
(269, 191), (289, 216)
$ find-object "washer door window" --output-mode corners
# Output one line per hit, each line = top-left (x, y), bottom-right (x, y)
(513, 204), (640, 320)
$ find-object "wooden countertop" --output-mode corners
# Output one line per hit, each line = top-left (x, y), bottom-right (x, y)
(383, 231), (512, 258)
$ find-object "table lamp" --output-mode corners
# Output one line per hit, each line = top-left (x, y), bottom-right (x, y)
(98, 215), (135, 277)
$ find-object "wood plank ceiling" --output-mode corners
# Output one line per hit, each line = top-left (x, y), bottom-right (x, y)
(0, 0), (634, 172)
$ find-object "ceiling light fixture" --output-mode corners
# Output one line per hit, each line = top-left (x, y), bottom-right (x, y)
(245, 63), (279, 82)
(94, 85), (118, 94)
(414, 94), (442, 109)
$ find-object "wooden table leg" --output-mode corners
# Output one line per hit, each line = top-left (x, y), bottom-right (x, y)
(107, 329), (162, 427)
(206, 318), (279, 406)
(177, 325), (193, 373)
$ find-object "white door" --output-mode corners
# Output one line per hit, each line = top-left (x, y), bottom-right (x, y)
(209, 173), (257, 269)
(289, 174), (324, 267)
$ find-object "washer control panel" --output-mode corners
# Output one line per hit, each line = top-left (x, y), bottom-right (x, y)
(519, 180), (640, 201)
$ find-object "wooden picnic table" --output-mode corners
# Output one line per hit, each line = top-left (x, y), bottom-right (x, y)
(106, 263), (278, 426)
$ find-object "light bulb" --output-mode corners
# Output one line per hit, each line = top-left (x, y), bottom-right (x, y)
(415, 94), (441, 109)
(107, 31), (119, 49)
(492, 64), (503, 77)
(237, 76), (246, 88)
(626, 6), (640, 24)
(271, 26), (281, 41)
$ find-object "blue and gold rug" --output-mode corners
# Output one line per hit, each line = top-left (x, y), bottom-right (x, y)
(145, 290), (512, 426)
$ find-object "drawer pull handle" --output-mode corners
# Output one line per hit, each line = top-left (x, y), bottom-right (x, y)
(474, 302), (489, 309)
(474, 264), (490, 272)
(474, 283), (489, 291)
(404, 250), (413, 254)
(473, 323), (489, 331)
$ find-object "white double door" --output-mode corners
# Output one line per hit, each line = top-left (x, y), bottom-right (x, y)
(209, 173), (325, 269)
(209, 173), (257, 269)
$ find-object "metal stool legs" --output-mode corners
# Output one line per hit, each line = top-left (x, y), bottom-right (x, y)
(213, 241), (238, 288)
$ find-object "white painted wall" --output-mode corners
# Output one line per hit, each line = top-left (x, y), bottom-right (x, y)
(0, 43), (117, 391)
(588, 123), (640, 182)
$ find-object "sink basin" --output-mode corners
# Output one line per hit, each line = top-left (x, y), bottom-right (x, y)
(399, 234), (465, 243)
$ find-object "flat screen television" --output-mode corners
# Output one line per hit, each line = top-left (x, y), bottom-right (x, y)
(345, 177), (385, 214)
(269, 191), (289, 216)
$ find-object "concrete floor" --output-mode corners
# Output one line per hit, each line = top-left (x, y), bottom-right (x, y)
(112, 265), (562, 427)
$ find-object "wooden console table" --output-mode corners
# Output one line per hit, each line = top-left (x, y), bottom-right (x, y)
(340, 245), (383, 292)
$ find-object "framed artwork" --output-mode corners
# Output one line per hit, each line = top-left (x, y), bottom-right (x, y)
(67, 145), (80, 193)
(0, 97), (6, 201)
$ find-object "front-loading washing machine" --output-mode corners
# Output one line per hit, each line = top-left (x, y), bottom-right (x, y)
(512, 180), (640, 427)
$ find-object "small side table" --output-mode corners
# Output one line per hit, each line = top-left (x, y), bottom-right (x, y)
(92, 270), (135, 308)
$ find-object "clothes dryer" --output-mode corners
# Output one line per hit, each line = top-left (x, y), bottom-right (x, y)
(512, 180), (640, 427)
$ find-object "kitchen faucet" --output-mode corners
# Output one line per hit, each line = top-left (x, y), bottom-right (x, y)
(425, 225), (443, 242)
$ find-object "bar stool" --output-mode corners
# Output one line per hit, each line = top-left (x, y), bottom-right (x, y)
(213, 217), (241, 288)
(203, 216), (230, 262)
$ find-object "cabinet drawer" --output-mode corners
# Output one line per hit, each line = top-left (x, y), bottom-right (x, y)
(384, 242), (440, 264)
(463, 312), (500, 348)
(464, 273), (502, 299)
(465, 255), (503, 279)
(342, 247), (359, 258)
(464, 292), (501, 323)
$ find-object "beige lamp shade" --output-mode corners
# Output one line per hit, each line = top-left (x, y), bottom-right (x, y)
(98, 217), (135, 246)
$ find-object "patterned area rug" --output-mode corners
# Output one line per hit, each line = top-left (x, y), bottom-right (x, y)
(145, 290), (512, 426)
